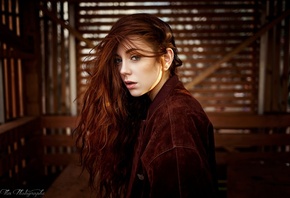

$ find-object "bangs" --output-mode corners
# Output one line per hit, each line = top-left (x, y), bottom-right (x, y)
(118, 36), (166, 58)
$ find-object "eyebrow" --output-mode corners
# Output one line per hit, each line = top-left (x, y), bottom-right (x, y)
(116, 47), (155, 57)
(126, 48), (140, 54)
(114, 48), (140, 57)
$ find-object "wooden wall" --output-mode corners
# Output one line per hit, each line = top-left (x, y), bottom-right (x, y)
(0, 0), (42, 122)
(0, 0), (290, 197)
(1, 0), (289, 121)
(75, 1), (262, 113)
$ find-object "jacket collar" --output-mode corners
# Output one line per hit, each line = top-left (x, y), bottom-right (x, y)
(147, 75), (180, 116)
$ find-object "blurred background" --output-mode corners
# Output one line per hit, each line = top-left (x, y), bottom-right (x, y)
(0, 0), (290, 197)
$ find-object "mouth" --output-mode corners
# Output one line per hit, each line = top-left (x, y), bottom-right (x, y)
(124, 80), (137, 89)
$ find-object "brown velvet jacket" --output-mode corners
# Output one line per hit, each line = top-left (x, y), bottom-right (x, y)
(126, 75), (217, 198)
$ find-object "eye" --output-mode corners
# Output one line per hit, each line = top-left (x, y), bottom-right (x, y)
(114, 57), (122, 66)
(131, 55), (141, 61)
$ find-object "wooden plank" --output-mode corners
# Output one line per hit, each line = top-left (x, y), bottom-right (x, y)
(40, 114), (290, 129)
(40, 135), (75, 146)
(78, 20), (254, 27)
(0, 143), (33, 175)
(192, 89), (255, 93)
(0, 117), (39, 134)
(42, 154), (78, 166)
(281, 2), (290, 111)
(0, 24), (31, 51)
(43, 4), (50, 115)
(227, 156), (290, 198)
(41, 116), (79, 128)
(60, 4), (67, 114)
(184, 8), (290, 88)
(44, 164), (93, 198)
(39, 5), (94, 49)
(79, 28), (256, 34)
(196, 95), (254, 100)
(215, 134), (290, 147)
(52, 2), (58, 114)
(207, 113), (290, 128)
(216, 152), (290, 165)
(77, 4), (256, 11)
(77, 12), (256, 19)
(64, 0), (258, 3)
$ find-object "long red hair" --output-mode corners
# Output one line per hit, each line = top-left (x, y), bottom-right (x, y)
(74, 13), (182, 197)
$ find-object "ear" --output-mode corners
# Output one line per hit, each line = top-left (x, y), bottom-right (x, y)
(163, 48), (174, 71)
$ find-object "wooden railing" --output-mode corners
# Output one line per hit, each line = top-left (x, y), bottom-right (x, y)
(1, 114), (290, 193)
(40, 116), (79, 167)
(0, 117), (42, 188)
(209, 113), (290, 164)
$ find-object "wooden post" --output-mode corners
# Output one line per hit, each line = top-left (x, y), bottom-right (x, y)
(0, 53), (5, 123)
(20, 0), (42, 116)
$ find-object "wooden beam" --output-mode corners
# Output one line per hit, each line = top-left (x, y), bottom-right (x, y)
(40, 134), (75, 146)
(39, 5), (95, 49)
(184, 9), (290, 89)
(0, 24), (32, 51)
(40, 114), (290, 129)
(0, 116), (39, 135)
(41, 115), (79, 128)
(0, 58), (5, 124)
(208, 113), (290, 128)
(0, 49), (34, 59)
(215, 134), (290, 147)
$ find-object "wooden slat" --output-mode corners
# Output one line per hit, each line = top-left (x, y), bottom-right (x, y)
(41, 134), (75, 146)
(52, 2), (58, 113)
(42, 153), (79, 166)
(0, 117), (39, 134)
(192, 89), (255, 93)
(215, 134), (290, 147)
(227, 156), (290, 198)
(184, 8), (290, 88)
(0, 23), (31, 51)
(39, 5), (94, 49)
(78, 21), (255, 28)
(77, 12), (256, 19)
(216, 152), (290, 165)
(41, 116), (79, 128)
(0, 116), (42, 185)
(75, 1), (261, 114)
(207, 113), (290, 128)
(77, 4), (256, 11)
(40, 114), (290, 129)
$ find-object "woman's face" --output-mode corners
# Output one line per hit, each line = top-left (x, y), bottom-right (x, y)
(115, 36), (169, 100)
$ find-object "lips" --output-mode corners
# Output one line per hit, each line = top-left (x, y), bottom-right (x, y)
(124, 80), (137, 89)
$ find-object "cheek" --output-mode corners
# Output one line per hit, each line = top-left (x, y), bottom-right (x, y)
(143, 64), (163, 86)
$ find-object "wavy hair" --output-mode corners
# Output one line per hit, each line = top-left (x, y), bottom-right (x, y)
(74, 13), (182, 197)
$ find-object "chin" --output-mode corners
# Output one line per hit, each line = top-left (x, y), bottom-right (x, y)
(129, 91), (146, 98)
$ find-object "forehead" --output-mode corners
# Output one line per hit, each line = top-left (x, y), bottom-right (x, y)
(117, 35), (153, 53)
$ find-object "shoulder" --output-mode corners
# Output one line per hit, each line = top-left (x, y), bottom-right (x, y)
(151, 84), (207, 122)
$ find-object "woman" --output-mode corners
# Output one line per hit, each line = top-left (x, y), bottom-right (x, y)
(75, 13), (217, 198)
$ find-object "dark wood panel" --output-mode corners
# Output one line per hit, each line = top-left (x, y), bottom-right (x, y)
(41, 135), (75, 146)
(41, 116), (79, 128)
(207, 113), (290, 128)
(42, 153), (79, 166)
(215, 134), (290, 147)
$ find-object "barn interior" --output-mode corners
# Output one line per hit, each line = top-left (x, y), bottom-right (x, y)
(0, 0), (290, 197)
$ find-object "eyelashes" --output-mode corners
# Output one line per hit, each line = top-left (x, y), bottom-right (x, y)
(114, 54), (142, 66)
(130, 55), (141, 61)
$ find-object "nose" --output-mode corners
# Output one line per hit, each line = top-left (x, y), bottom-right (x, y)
(119, 60), (131, 76)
